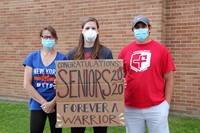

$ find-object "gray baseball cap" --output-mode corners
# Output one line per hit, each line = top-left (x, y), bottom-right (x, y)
(132, 15), (151, 27)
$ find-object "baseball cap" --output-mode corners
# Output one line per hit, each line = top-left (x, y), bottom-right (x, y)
(132, 15), (150, 27)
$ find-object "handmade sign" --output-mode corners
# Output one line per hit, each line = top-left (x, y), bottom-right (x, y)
(56, 59), (125, 127)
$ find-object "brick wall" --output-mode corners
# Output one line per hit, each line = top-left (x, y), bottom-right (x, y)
(165, 0), (200, 117)
(0, 0), (199, 117)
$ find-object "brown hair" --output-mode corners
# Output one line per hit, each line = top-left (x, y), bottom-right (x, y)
(39, 26), (58, 41)
(73, 17), (103, 60)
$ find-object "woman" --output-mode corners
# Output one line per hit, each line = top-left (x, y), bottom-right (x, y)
(23, 26), (67, 133)
(67, 17), (113, 133)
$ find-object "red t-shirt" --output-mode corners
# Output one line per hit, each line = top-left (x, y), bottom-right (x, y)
(118, 40), (176, 108)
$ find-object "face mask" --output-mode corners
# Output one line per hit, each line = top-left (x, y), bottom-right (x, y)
(134, 28), (149, 42)
(83, 29), (97, 43)
(41, 39), (55, 50)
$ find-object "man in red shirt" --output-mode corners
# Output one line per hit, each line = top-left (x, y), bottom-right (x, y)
(118, 15), (176, 133)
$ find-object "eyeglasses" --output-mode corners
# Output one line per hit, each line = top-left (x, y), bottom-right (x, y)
(42, 36), (54, 40)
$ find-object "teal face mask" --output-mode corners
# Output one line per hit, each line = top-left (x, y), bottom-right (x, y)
(41, 39), (55, 50)
(134, 28), (149, 42)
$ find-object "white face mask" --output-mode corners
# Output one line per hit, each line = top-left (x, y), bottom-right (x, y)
(83, 29), (97, 43)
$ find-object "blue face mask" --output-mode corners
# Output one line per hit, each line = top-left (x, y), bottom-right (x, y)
(41, 39), (55, 50)
(134, 28), (149, 42)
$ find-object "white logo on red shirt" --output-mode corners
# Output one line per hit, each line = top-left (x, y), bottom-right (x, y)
(130, 50), (151, 72)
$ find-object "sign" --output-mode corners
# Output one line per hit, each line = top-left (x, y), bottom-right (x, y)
(56, 59), (125, 127)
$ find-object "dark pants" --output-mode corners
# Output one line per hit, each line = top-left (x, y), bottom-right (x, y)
(30, 110), (62, 133)
(71, 127), (107, 133)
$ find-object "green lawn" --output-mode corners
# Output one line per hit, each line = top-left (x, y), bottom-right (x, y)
(0, 101), (200, 133)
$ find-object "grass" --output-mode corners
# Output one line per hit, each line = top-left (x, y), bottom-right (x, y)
(0, 101), (200, 133)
